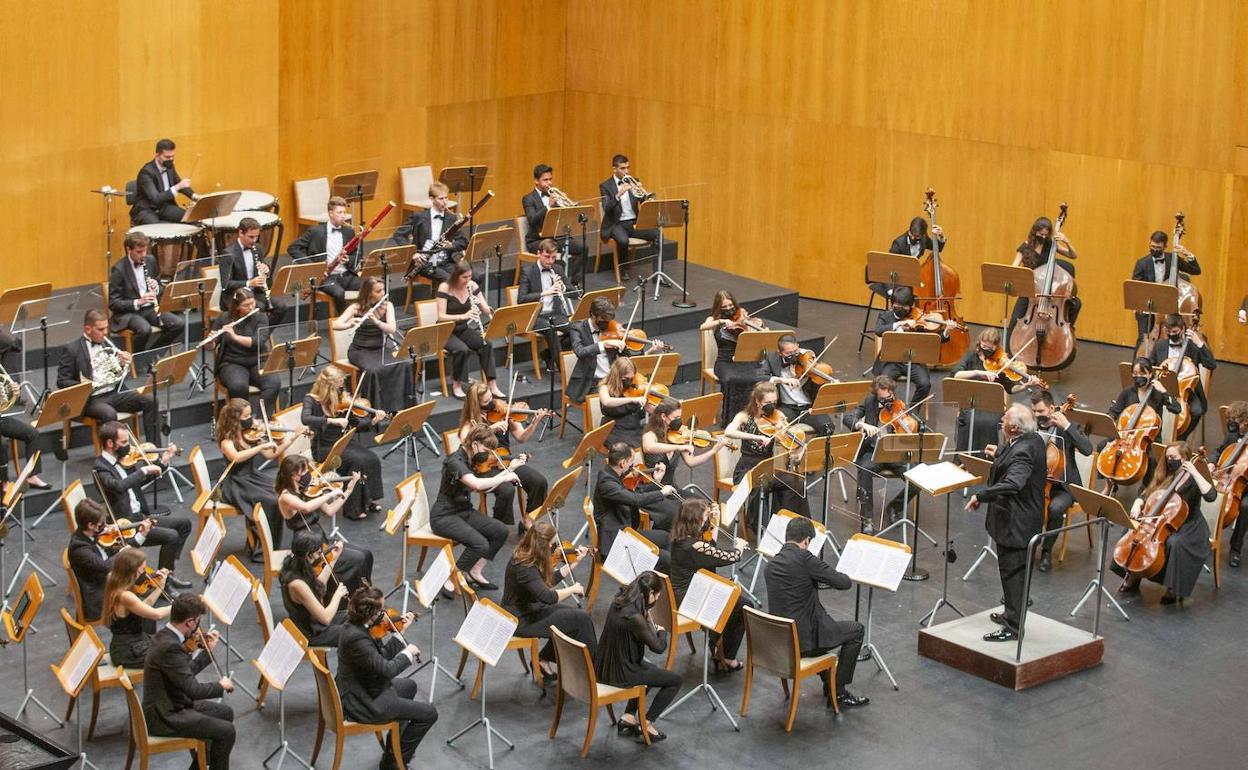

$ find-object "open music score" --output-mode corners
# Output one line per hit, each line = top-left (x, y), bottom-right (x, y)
(904, 460), (979, 497)
(203, 555), (255, 625)
(416, 545), (455, 609)
(191, 512), (226, 576)
(602, 527), (660, 584)
(758, 509), (827, 559)
(836, 534), (913, 592)
(453, 598), (518, 667)
(52, 624), (105, 699)
(722, 475), (751, 529)
(254, 618), (309, 691)
(678, 569), (741, 633)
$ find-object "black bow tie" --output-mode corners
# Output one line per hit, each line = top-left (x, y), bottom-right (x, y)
(437, 213), (447, 220)
(1153, 255), (1166, 262)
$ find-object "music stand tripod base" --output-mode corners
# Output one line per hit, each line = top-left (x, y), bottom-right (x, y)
(445, 669), (514, 770)
(657, 628), (740, 731)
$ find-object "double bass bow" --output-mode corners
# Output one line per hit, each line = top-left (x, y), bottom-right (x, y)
(1008, 203), (1077, 371)
(915, 188), (968, 367)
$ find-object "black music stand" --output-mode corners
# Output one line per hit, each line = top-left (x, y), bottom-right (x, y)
(333, 170), (380, 237)
(1068, 484), (1133, 621)
(464, 226), (515, 309)
(376, 400), (438, 477)
(259, 336), (321, 407)
(906, 459), (980, 626)
(876, 331), (940, 406)
(439, 165), (488, 238)
(873, 432), (945, 581)
(634, 199), (686, 301)
(182, 191), (241, 263)
(980, 262), (1036, 339)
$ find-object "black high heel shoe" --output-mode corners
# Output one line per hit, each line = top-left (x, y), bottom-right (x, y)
(616, 720), (641, 738)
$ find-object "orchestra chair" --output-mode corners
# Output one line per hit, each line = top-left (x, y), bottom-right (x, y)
(253, 501), (288, 594)
(212, 380), (264, 424)
(61, 608), (142, 739)
(712, 442), (742, 504)
(581, 502), (607, 611)
(557, 351), (587, 438)
(391, 472), (453, 580)
(250, 581), (277, 708)
(308, 648), (405, 770)
(511, 249), (539, 285)
(399, 165), (455, 213)
(294, 177), (333, 228)
(592, 201), (629, 284)
(1199, 367), (1213, 446)
(442, 430), (492, 514)
(740, 606), (839, 731)
(858, 281), (884, 353)
(187, 446), (253, 552)
(548, 626), (651, 757)
(1056, 452), (1097, 563)
(407, 299), (451, 396)
(62, 548), (99, 626)
(453, 571), (541, 699)
(326, 319), (362, 389)
(60, 479), (87, 535)
(273, 403), (313, 460)
(1203, 486), (1231, 589)
(505, 283), (544, 380)
(102, 281), (139, 373)
(651, 573), (699, 670)
(118, 667), (208, 770)
(199, 264), (225, 324)
(699, 329), (723, 399)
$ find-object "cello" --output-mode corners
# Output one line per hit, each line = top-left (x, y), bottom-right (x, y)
(1008, 203), (1077, 371)
(1113, 447), (1207, 580)
(915, 189), (968, 367)
(1095, 379), (1163, 486)
(1213, 435), (1248, 530)
(1142, 212), (1202, 355)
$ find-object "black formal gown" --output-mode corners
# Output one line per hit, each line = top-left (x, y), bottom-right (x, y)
(347, 316), (412, 413)
(301, 395), (385, 516)
(594, 594), (681, 719)
(713, 325), (759, 423)
(280, 578), (347, 648)
(219, 440), (283, 548)
(280, 498), (374, 593)
(602, 397), (645, 449)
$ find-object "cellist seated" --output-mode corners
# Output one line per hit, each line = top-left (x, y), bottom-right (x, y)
(1214, 400), (1248, 568)
(872, 287), (956, 403)
(1111, 444), (1215, 605)
(1097, 358), (1182, 486)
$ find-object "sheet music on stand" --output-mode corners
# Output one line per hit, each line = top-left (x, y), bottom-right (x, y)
(383, 491), (415, 536)
(190, 511), (226, 576)
(416, 545), (454, 609)
(757, 509), (827, 559)
(254, 618), (309, 691)
(203, 555), (254, 625)
(677, 569), (740, 633)
(836, 535), (913, 592)
(453, 598), (518, 667)
(722, 475), (751, 529)
(52, 625), (105, 698)
(602, 527), (660, 584)
(904, 461), (979, 497)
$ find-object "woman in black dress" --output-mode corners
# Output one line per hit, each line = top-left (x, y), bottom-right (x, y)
(501, 519), (594, 682)
(1114, 443), (1215, 604)
(333, 277), (413, 414)
(436, 260), (503, 400)
(701, 290), (764, 423)
(458, 381), (550, 529)
(594, 571), (679, 743)
(280, 532), (350, 647)
(724, 382), (811, 531)
(641, 395), (725, 495)
(213, 288), (280, 413)
(274, 455), (374, 593)
(101, 546), (170, 668)
(598, 357), (650, 449)
(217, 398), (309, 558)
(668, 499), (752, 671)
(1008, 216), (1081, 336)
(302, 365), (385, 519)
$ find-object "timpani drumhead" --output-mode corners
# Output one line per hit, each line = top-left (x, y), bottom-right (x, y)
(127, 223), (201, 279)
(231, 190), (277, 212)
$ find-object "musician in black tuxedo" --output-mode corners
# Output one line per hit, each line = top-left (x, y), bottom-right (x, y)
(592, 442), (677, 570)
(1030, 391), (1094, 572)
(394, 181), (467, 285)
(286, 195), (359, 313)
(217, 217), (291, 323)
(844, 375), (913, 527)
(757, 334), (834, 434)
(335, 586), (437, 770)
(108, 232), (184, 351)
(866, 216), (947, 300)
(517, 238), (573, 372)
(871, 286), (956, 403)
(522, 164), (586, 282)
(58, 309), (159, 442)
(763, 516), (868, 708)
(964, 403), (1047, 641)
(1143, 313), (1216, 441)
(599, 154), (658, 281)
(67, 499), (123, 621)
(92, 421), (192, 580)
(1130, 231), (1202, 349)
(565, 297), (661, 403)
(142, 594), (235, 770)
(129, 138), (198, 225)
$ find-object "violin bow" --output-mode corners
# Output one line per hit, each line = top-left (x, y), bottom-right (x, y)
(259, 400), (274, 446)
(994, 336), (1035, 378)
(877, 394), (934, 433)
(642, 358), (662, 403)
(91, 469), (127, 543)
(794, 336), (839, 387)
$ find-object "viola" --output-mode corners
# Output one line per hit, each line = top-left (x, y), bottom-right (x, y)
(1095, 389), (1162, 485)
(624, 374), (669, 406)
(794, 349), (837, 387)
(915, 189), (969, 367)
(133, 565), (166, 595)
(901, 306), (968, 334)
(367, 607), (414, 640)
(982, 347), (1049, 390)
(305, 468), (354, 497)
(601, 320), (671, 352)
(1113, 447), (1207, 579)
(877, 398), (919, 435)
(1008, 202), (1077, 371)
(119, 442), (181, 468)
(621, 464), (655, 491)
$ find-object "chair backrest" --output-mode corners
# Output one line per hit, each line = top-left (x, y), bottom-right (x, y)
(513, 251), (538, 285)
(252, 581), (276, 640)
(550, 626), (596, 703)
(60, 606), (85, 640)
(652, 572), (679, 635)
(274, 404), (312, 459)
(586, 395), (603, 431)
(701, 328), (718, 372)
(742, 606), (800, 679)
(328, 320), (358, 366)
(456, 570), (480, 612)
(188, 445), (210, 494)
(294, 177), (331, 223)
(559, 350), (576, 390)
(514, 215), (530, 247)
(118, 668), (152, 746)
(414, 299), (439, 326)
(400, 473), (431, 534)
(400, 165), (436, 208)
(61, 479), (86, 534)
(61, 553), (90, 625)
(308, 648), (344, 729)
(713, 442), (742, 486)
(254, 502), (279, 565)
(583, 503), (600, 550)
(203, 264), (223, 312)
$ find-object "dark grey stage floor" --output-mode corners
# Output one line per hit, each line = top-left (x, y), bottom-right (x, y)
(2, 294), (1247, 770)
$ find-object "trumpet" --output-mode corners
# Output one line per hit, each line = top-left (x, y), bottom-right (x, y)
(622, 174), (654, 200)
(547, 186), (575, 207)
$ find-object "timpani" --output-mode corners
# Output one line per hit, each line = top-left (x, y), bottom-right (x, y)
(230, 189), (278, 213)
(196, 210), (285, 260)
(127, 222), (202, 279)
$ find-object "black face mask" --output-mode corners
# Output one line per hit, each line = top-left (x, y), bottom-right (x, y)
(241, 417), (254, 429)
(471, 450), (491, 467)
(761, 403), (778, 417)
(1036, 414), (1051, 427)
(1229, 421), (1240, 434)
(480, 401), (494, 415)
(116, 443), (131, 457)
(720, 308), (736, 320)
(781, 353), (799, 367)
(1165, 457), (1182, 475)
(1168, 333), (1183, 344)
(668, 417), (683, 432)
(595, 319), (611, 332)
(980, 347), (996, 358)
(298, 473), (311, 492)
(1133, 376), (1150, 389)
(878, 396), (893, 408)
(893, 306), (910, 317)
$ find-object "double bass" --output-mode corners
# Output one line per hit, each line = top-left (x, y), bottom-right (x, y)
(914, 189), (968, 367)
(1113, 448), (1207, 580)
(1142, 212), (1202, 354)
(1008, 203), (1077, 371)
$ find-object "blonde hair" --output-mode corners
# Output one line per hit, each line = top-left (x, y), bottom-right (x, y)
(310, 366), (346, 413)
(460, 381), (492, 427)
(744, 382), (778, 418)
(603, 357), (636, 398)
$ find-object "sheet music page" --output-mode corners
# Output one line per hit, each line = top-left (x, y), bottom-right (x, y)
(904, 461), (978, 496)
(416, 548), (451, 609)
(602, 529), (659, 583)
(835, 538), (912, 592)
(807, 527), (828, 556)
(696, 575), (735, 628)
(677, 570), (709, 621)
(203, 559), (251, 625)
(255, 622), (303, 689)
(454, 601), (517, 667)
(758, 512), (790, 558)
(385, 493), (414, 536)
(61, 632), (101, 692)
(191, 515), (224, 575)
(722, 474), (751, 527)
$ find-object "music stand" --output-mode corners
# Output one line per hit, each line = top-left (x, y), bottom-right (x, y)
(393, 321), (454, 403)
(1123, 280), (1179, 348)
(407, 544), (464, 700)
(8, 572), (61, 725)
(635, 199), (686, 300)
(955, 452), (1000, 581)
(877, 331), (941, 405)
(570, 286), (626, 321)
(259, 336), (321, 407)
(657, 569), (743, 731)
(1068, 407), (1120, 443)
(439, 165), (489, 237)
(182, 192), (241, 263)
(0, 284), (51, 396)
(628, 353), (679, 386)
(563, 419), (616, 544)
(271, 262), (329, 338)
(376, 399), (439, 476)
(838, 533), (911, 689)
(255, 619), (312, 770)
(161, 278), (207, 369)
(361, 244), (415, 295)
(542, 204), (594, 288)
(446, 597), (517, 770)
(26, 382), (92, 542)
(731, 330), (791, 368)
(333, 170), (380, 233)
(136, 349), (198, 500)
(463, 226), (515, 309)
(1068, 484), (1133, 621)
(942, 377), (1008, 456)
(527, 467), (585, 600)
(738, 457), (783, 599)
(202, 554), (259, 698)
(980, 263), (1036, 338)
(873, 432), (945, 580)
(678, 392), (722, 430)
(906, 460), (980, 626)
(802, 432), (864, 543)
(483, 301), (540, 385)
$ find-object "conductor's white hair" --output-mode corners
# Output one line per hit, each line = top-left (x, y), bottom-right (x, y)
(1006, 403), (1037, 434)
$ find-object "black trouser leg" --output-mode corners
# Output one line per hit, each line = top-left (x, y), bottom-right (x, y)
(624, 663), (682, 718)
(384, 678), (439, 770)
(997, 544), (1029, 630)
(0, 415), (42, 475)
(1041, 488), (1075, 554)
(144, 517), (191, 571)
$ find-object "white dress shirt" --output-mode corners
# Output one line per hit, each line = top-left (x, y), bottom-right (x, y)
(326, 227), (345, 273)
(617, 177), (635, 221)
(101, 450), (144, 517)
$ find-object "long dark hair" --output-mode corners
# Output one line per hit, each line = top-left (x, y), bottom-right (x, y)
(279, 532), (325, 603)
(1022, 216), (1054, 266)
(611, 570), (662, 612)
(511, 519), (556, 586)
(275, 455), (309, 495)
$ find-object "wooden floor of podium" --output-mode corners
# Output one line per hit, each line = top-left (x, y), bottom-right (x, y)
(917, 607), (1104, 691)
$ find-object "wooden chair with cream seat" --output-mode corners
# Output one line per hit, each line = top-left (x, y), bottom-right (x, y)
(557, 350), (587, 439)
(505, 283), (544, 380)
(62, 548), (99, 626)
(593, 201), (627, 284)
(581, 502), (607, 611)
(326, 318), (362, 390)
(453, 571), (542, 699)
(700, 328), (719, 396)
(60, 479), (87, 535)
(199, 264), (225, 324)
(253, 501), (288, 594)
(409, 299), (451, 396)
(61, 608), (142, 739)
(1056, 450), (1097, 563)
(651, 572), (699, 670)
(740, 605), (839, 731)
(548, 626), (651, 757)
(399, 165), (456, 213)
(119, 667), (208, 770)
(441, 429), (526, 517)
(294, 177), (339, 229)
(712, 441), (742, 504)
(390, 472), (454, 582)
(187, 445), (253, 552)
(308, 648), (405, 770)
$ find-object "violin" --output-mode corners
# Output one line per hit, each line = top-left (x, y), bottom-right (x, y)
(484, 399), (548, 426)
(624, 373), (669, 406)
(133, 565), (167, 595)
(367, 607), (414, 640)
(305, 467), (353, 497)
(1095, 388), (1163, 486)
(336, 392), (391, 420)
(473, 449), (522, 487)
(1113, 447), (1207, 579)
(667, 426), (721, 448)
(794, 349), (837, 388)
(1008, 202), (1077, 371)
(621, 463), (656, 491)
(877, 398), (919, 435)
(312, 540), (341, 577)
(119, 442), (181, 468)
(183, 627), (227, 679)
(915, 189), (969, 367)
(723, 305), (770, 336)
(757, 411), (811, 451)
(97, 517), (147, 548)
(601, 320), (671, 352)
(243, 422), (289, 444)
(982, 347), (1048, 390)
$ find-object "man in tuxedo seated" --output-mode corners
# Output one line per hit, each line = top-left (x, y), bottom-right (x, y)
(393, 181), (467, 287)
(599, 154), (658, 282)
(108, 232), (185, 352)
(129, 138), (198, 225)
(1144, 313), (1216, 441)
(92, 421), (192, 588)
(522, 164), (586, 283)
(517, 238), (573, 373)
(871, 286), (956, 403)
(218, 217), (290, 323)
(764, 516), (868, 708)
(67, 498), (128, 621)
(142, 594), (235, 770)
(565, 297), (662, 404)
(757, 334), (834, 434)
(59, 309), (160, 442)
(286, 195), (358, 314)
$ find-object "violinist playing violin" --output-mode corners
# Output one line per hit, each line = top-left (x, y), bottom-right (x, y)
(1143, 313), (1215, 441)
(868, 216), (947, 301)
(274, 455), (374, 593)
(436, 260), (503, 400)
(600, 357), (657, 450)
(279, 532), (350, 647)
(93, 421), (192, 588)
(102, 546), (172, 668)
(1131, 230), (1202, 350)
(333, 276), (414, 414)
(641, 396), (725, 502)
(1030, 390), (1093, 573)
(725, 383), (812, 531)
(302, 366), (386, 519)
(335, 585), (437, 770)
(68, 499), (138, 622)
(1214, 400), (1248, 567)
(951, 328), (1040, 450)
(1111, 443), (1215, 605)
(872, 286), (953, 403)
(701, 290), (768, 421)
(758, 333), (836, 434)
(567, 297), (665, 404)
(844, 376), (915, 530)
(458, 381), (550, 533)
(1008, 215), (1081, 335)
(593, 441), (677, 570)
